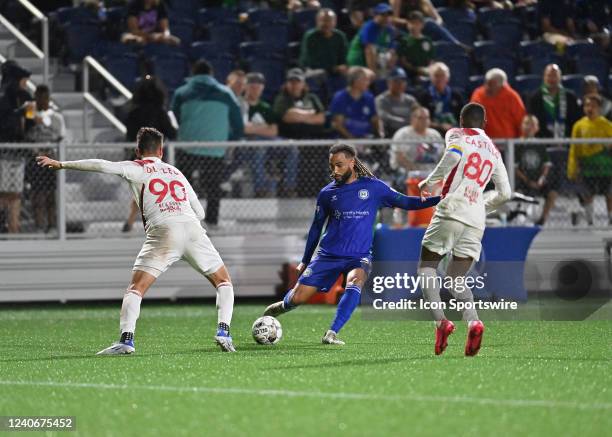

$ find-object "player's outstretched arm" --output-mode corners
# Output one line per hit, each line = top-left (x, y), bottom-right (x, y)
(380, 180), (440, 211)
(37, 156), (129, 176)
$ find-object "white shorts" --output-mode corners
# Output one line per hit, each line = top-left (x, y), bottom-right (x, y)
(421, 215), (484, 260)
(133, 221), (224, 278)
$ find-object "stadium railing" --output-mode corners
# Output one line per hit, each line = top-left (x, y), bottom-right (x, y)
(0, 137), (611, 239)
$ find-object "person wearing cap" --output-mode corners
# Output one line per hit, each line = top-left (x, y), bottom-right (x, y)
(0, 60), (33, 233)
(583, 75), (612, 121)
(346, 2), (397, 76)
(397, 11), (435, 80)
(527, 64), (581, 139)
(243, 72), (298, 197)
(375, 66), (418, 137)
(470, 68), (526, 140)
(330, 66), (380, 139)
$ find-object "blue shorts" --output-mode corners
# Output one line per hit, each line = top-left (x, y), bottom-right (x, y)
(298, 254), (372, 292)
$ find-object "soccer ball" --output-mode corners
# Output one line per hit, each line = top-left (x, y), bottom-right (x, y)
(252, 316), (283, 345)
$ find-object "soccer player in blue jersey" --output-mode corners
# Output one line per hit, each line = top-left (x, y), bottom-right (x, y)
(264, 143), (440, 345)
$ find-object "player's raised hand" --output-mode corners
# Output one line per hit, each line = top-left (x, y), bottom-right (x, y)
(417, 180), (432, 202)
(36, 156), (62, 170)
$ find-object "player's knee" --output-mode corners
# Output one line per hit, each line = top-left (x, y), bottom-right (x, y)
(346, 279), (363, 289)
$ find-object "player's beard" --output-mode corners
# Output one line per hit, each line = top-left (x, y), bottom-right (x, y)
(333, 168), (353, 185)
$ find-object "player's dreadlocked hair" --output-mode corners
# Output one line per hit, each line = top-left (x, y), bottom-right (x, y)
(329, 143), (376, 179)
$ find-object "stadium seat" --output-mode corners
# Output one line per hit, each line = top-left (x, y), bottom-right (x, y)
(562, 74), (585, 99)
(167, 0), (199, 20)
(103, 53), (140, 90)
(171, 19), (195, 48)
(56, 6), (98, 25)
(292, 9), (318, 40)
(287, 41), (301, 63)
(514, 74), (542, 97)
(445, 20), (476, 45)
(247, 8), (287, 26)
(528, 54), (561, 76)
(249, 58), (286, 100)
(143, 43), (179, 58)
(433, 41), (457, 59)
(444, 56), (470, 89)
(152, 53), (190, 94)
(488, 21), (523, 48)
(208, 55), (235, 83)
(105, 6), (127, 40)
(198, 7), (237, 26)
(468, 75), (483, 96)
(438, 7), (476, 23)
(575, 58), (609, 91)
(482, 56), (517, 80)
(255, 22), (290, 49)
(478, 7), (515, 27)
(209, 23), (243, 54)
(473, 40), (512, 62)
(431, 0), (448, 7)
(66, 21), (101, 62)
(190, 41), (219, 62)
(93, 40), (134, 59)
(239, 41), (277, 62)
(566, 40), (602, 60)
(519, 40), (556, 62)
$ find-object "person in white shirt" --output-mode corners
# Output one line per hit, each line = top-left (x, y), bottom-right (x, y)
(36, 127), (236, 353)
(417, 103), (511, 357)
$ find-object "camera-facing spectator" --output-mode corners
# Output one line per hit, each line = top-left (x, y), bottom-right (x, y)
(567, 94), (612, 226)
(397, 11), (435, 80)
(539, 0), (577, 47)
(471, 68), (526, 140)
(171, 60), (244, 227)
(346, 3), (397, 77)
(300, 9), (349, 78)
(226, 70), (248, 117)
(0, 61), (32, 234)
(528, 64), (581, 139)
(583, 75), (612, 121)
(330, 66), (379, 139)
(417, 62), (463, 135)
(515, 114), (557, 226)
(122, 0), (180, 46)
(273, 68), (327, 139)
(375, 67), (418, 137)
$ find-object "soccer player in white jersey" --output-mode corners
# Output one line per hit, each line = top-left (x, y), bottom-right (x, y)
(417, 103), (511, 357)
(36, 127), (236, 353)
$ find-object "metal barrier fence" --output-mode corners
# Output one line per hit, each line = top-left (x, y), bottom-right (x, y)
(0, 137), (611, 239)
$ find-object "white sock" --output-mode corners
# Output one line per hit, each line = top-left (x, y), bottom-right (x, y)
(448, 284), (479, 323)
(120, 290), (142, 334)
(418, 267), (446, 323)
(216, 282), (234, 326)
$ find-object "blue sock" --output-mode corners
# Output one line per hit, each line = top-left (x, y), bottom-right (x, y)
(330, 285), (361, 333)
(282, 289), (297, 311)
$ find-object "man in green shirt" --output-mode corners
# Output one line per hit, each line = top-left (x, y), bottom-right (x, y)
(398, 11), (435, 80)
(299, 9), (348, 77)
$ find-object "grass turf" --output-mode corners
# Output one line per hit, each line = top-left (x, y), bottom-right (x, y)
(0, 303), (610, 436)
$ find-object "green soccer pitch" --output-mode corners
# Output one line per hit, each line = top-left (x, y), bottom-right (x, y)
(1, 303), (610, 436)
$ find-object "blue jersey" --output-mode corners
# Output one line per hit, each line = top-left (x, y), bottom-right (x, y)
(301, 177), (440, 263)
(329, 89), (377, 138)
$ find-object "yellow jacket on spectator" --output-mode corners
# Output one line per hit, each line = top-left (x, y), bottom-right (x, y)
(567, 116), (612, 180)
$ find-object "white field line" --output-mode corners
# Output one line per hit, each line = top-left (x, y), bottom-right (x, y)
(0, 380), (610, 411)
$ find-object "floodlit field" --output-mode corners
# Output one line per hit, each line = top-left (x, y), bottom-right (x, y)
(1, 303), (610, 436)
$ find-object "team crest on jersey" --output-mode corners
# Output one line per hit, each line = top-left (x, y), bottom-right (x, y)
(333, 209), (341, 219)
(358, 189), (369, 200)
(302, 268), (312, 277)
(363, 106), (370, 115)
(331, 195), (338, 202)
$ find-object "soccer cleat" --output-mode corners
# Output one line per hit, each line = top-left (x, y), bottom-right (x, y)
(465, 320), (485, 357)
(322, 330), (345, 345)
(435, 319), (455, 355)
(263, 301), (287, 318)
(214, 330), (236, 352)
(96, 340), (135, 355)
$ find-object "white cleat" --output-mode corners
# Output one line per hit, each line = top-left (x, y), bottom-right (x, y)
(322, 330), (345, 345)
(214, 335), (236, 352)
(263, 301), (287, 318)
(96, 342), (135, 355)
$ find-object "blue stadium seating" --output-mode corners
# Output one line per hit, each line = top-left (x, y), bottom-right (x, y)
(255, 22), (290, 49)
(445, 20), (476, 45)
(209, 23), (243, 53)
(239, 41), (276, 62)
(66, 21), (101, 62)
(514, 74), (542, 97)
(519, 40), (556, 62)
(292, 9), (318, 40)
(167, 0), (200, 20)
(528, 54), (561, 76)
(468, 75), (483, 96)
(433, 41), (457, 59)
(93, 40), (134, 59)
(152, 53), (190, 94)
(56, 6), (98, 25)
(444, 55), (470, 89)
(247, 8), (287, 26)
(103, 53), (140, 90)
(143, 43), (180, 58)
(473, 41), (512, 62)
(437, 7), (476, 23)
(566, 40), (603, 60)
(208, 55), (235, 83)
(576, 58), (609, 89)
(249, 58), (286, 101)
(190, 41), (219, 62)
(171, 19), (196, 48)
(562, 74), (585, 99)
(488, 21), (523, 48)
(482, 56), (517, 80)
(198, 7), (237, 26)
(478, 7), (515, 27)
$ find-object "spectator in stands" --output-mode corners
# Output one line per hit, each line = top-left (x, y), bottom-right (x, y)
(288, 0), (321, 11)
(299, 8), (349, 95)
(397, 11), (435, 80)
(417, 62), (463, 135)
(568, 94), (612, 226)
(375, 67), (418, 137)
(538, 0), (577, 47)
(122, 0), (180, 46)
(345, 0), (382, 37)
(515, 114), (557, 226)
(391, 0), (469, 49)
(171, 60), (244, 227)
(226, 70), (248, 116)
(24, 85), (65, 233)
(390, 106), (443, 173)
(471, 68), (525, 140)
(123, 75), (177, 232)
(330, 66), (380, 139)
(528, 64), (581, 139)
(244, 72), (297, 197)
(346, 3), (397, 77)
(273, 68), (327, 139)
(583, 75), (612, 121)
(0, 61), (32, 234)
